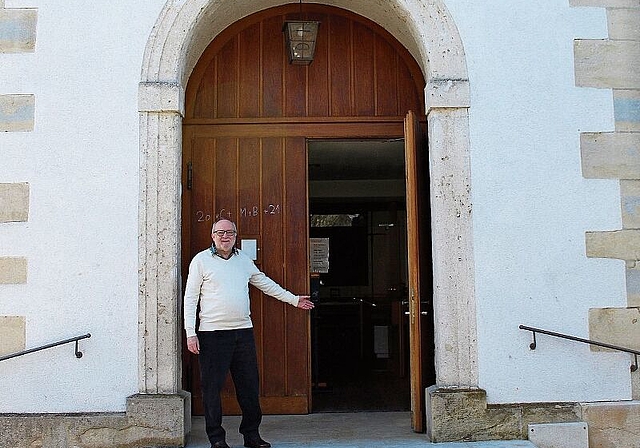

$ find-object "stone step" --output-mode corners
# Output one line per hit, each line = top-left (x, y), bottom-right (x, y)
(266, 442), (539, 448)
(185, 414), (540, 448)
(187, 441), (538, 448)
(528, 422), (589, 448)
(413, 443), (536, 447)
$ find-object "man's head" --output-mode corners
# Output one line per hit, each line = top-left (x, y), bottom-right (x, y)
(211, 219), (237, 256)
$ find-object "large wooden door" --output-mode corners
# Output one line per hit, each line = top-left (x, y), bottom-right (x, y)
(405, 110), (424, 432)
(182, 130), (310, 414)
(182, 3), (429, 418)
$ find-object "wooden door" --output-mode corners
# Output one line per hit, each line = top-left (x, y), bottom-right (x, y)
(405, 110), (424, 432)
(182, 3), (429, 419)
(182, 130), (310, 414)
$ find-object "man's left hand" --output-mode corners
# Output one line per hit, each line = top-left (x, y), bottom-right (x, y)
(296, 296), (314, 310)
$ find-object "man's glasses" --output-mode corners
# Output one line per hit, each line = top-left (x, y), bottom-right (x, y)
(213, 229), (237, 237)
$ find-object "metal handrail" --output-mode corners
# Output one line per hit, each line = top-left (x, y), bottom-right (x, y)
(519, 325), (638, 372)
(0, 333), (91, 362)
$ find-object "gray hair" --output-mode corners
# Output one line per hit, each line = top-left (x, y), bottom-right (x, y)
(211, 218), (237, 234)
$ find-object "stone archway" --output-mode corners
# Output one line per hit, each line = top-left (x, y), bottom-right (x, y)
(138, 0), (476, 431)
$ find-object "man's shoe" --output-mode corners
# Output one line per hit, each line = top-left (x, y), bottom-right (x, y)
(243, 437), (271, 448)
(212, 441), (231, 448)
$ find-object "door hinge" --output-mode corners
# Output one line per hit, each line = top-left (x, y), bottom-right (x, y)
(187, 161), (193, 190)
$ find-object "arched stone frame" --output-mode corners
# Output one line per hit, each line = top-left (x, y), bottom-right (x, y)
(137, 0), (476, 397)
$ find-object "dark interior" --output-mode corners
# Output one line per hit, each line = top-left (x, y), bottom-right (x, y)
(308, 140), (411, 412)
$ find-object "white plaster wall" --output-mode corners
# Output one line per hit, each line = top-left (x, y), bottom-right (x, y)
(0, 0), (164, 412)
(0, 0), (631, 413)
(445, 0), (630, 403)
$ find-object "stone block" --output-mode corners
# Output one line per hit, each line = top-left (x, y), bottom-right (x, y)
(581, 401), (640, 448)
(0, 392), (191, 448)
(0, 182), (29, 222)
(0, 94), (35, 132)
(574, 40), (640, 89)
(0, 315), (25, 356)
(589, 307), (640, 352)
(425, 78), (470, 111)
(0, 257), (27, 284)
(607, 9), (640, 41)
(0, 8), (37, 53)
(426, 387), (499, 442)
(628, 266), (640, 306)
(585, 229), (640, 261)
(425, 386), (581, 442)
(614, 90), (640, 132)
(571, 0), (640, 8)
(580, 132), (640, 179)
(528, 422), (588, 448)
(520, 403), (583, 429)
(138, 81), (184, 115)
(621, 180), (640, 229)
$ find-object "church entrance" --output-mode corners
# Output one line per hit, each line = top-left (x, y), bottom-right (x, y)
(180, 3), (433, 431)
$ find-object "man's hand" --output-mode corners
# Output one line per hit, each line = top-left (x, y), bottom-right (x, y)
(187, 335), (200, 354)
(296, 295), (314, 310)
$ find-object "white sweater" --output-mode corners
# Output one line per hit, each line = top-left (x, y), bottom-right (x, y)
(183, 248), (299, 337)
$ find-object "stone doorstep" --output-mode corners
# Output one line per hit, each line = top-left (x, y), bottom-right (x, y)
(528, 422), (589, 448)
(424, 443), (537, 447)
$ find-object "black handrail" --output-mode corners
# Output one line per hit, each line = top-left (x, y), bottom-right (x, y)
(519, 325), (638, 372)
(0, 333), (91, 362)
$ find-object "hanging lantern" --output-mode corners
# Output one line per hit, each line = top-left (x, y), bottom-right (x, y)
(283, 21), (320, 65)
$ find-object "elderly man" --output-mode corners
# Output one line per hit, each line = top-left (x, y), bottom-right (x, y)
(184, 218), (314, 448)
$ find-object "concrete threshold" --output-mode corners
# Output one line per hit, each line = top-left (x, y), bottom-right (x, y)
(185, 412), (537, 448)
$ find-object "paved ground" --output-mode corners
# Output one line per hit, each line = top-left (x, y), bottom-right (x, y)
(184, 412), (537, 448)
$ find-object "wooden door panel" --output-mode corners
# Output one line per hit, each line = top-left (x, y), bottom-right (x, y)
(262, 16), (285, 117)
(217, 39), (238, 118)
(284, 137), (309, 397)
(307, 13), (330, 117)
(184, 133), (310, 415)
(237, 138), (261, 235)
(239, 24), (261, 117)
(353, 22), (375, 116)
(186, 5), (425, 122)
(376, 39), (398, 116)
(405, 110), (424, 432)
(329, 14), (352, 117)
(183, 4), (429, 419)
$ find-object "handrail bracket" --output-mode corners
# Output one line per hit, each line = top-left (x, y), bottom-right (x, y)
(528, 330), (537, 350)
(75, 339), (84, 358)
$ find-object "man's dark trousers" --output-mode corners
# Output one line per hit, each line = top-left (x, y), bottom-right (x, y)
(198, 329), (262, 444)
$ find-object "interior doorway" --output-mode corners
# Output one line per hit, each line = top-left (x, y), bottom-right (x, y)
(308, 139), (419, 412)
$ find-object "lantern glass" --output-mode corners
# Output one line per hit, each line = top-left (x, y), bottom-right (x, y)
(283, 21), (320, 65)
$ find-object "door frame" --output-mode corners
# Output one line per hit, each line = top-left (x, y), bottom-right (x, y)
(182, 117), (427, 414)
(138, 1), (477, 435)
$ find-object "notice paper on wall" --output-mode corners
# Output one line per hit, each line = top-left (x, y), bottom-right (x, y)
(310, 238), (329, 274)
(241, 239), (258, 260)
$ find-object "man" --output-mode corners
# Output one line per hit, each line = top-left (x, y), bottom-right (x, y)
(184, 219), (314, 448)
